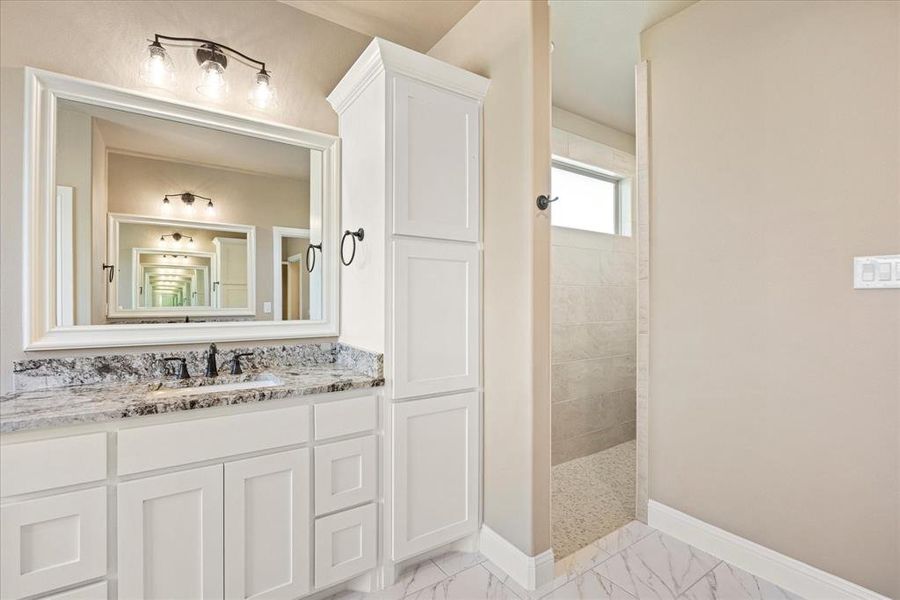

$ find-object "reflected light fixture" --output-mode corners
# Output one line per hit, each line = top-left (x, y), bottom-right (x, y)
(159, 232), (194, 247)
(140, 34), (277, 109)
(162, 192), (214, 214)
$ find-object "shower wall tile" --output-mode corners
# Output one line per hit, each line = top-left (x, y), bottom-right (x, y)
(554, 421), (636, 466)
(552, 321), (635, 363)
(551, 224), (637, 465)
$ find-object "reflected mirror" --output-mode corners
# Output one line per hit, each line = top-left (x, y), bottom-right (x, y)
(54, 98), (323, 324)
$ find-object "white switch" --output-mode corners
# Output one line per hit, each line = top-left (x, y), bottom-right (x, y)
(263, 301), (272, 313)
(862, 264), (875, 281)
(854, 255), (900, 289)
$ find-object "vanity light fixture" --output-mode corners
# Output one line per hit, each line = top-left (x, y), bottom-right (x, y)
(162, 192), (214, 214)
(140, 34), (277, 109)
(160, 232), (194, 247)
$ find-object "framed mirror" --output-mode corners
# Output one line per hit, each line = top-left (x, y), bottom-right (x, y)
(23, 68), (340, 349)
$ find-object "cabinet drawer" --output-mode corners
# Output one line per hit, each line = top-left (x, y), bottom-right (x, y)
(314, 394), (377, 441)
(42, 581), (108, 599)
(314, 436), (376, 515)
(0, 487), (107, 599)
(118, 404), (309, 475)
(314, 503), (377, 589)
(1, 433), (106, 497)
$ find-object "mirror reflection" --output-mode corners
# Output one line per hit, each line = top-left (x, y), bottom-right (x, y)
(54, 99), (322, 324)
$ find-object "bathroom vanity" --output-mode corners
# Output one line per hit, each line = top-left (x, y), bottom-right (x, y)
(2, 36), (488, 600)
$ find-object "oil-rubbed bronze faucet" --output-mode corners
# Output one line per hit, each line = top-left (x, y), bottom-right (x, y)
(163, 357), (190, 379)
(230, 352), (254, 375)
(205, 343), (218, 378)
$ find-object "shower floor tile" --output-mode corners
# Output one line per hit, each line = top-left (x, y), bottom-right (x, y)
(552, 439), (636, 559)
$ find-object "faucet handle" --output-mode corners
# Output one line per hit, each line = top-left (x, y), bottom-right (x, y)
(230, 352), (254, 375)
(163, 357), (190, 380)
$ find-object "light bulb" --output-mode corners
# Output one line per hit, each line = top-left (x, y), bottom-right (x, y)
(140, 42), (175, 88)
(197, 60), (227, 99)
(248, 70), (277, 110)
(206, 200), (215, 214)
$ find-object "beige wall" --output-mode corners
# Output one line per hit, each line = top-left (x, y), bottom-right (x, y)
(0, 0), (370, 392)
(552, 106), (635, 156)
(430, 0), (553, 557)
(551, 226), (636, 465)
(642, 1), (899, 596)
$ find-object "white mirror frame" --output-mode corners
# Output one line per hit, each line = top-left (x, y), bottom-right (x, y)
(23, 67), (341, 350)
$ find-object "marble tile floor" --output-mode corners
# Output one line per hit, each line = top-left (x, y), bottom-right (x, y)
(552, 440), (636, 559)
(328, 520), (803, 600)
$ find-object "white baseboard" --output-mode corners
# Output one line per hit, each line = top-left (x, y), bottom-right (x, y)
(479, 525), (555, 591)
(648, 501), (889, 600)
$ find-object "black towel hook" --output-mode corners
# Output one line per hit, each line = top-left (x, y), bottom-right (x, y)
(341, 228), (365, 266)
(306, 243), (322, 273)
(536, 195), (559, 210)
(101, 263), (115, 283)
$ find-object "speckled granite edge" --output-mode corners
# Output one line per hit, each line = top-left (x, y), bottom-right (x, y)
(13, 342), (382, 392)
(1, 364), (384, 434)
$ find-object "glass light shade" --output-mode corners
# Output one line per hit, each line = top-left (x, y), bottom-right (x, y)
(248, 71), (277, 110)
(197, 60), (227, 99)
(140, 43), (175, 87)
(206, 200), (215, 214)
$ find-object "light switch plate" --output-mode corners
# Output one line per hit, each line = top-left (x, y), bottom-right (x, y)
(263, 301), (272, 313)
(854, 255), (900, 289)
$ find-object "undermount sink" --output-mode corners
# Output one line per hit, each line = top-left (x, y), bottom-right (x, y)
(148, 374), (283, 399)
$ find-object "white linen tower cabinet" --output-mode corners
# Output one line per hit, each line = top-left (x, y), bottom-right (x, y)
(328, 38), (489, 580)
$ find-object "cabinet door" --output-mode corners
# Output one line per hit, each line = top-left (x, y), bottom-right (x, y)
(314, 436), (377, 515)
(314, 503), (377, 589)
(393, 238), (479, 399)
(392, 392), (479, 560)
(0, 487), (106, 599)
(392, 76), (480, 241)
(225, 449), (310, 600)
(118, 465), (223, 600)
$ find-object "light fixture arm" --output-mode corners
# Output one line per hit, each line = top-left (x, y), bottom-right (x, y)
(151, 34), (268, 73)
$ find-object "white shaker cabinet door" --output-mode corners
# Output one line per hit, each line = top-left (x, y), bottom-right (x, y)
(392, 76), (480, 242)
(117, 465), (224, 600)
(393, 238), (479, 399)
(391, 392), (479, 560)
(0, 487), (107, 599)
(224, 449), (311, 600)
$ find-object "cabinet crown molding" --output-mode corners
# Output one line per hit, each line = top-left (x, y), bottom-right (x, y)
(327, 37), (490, 114)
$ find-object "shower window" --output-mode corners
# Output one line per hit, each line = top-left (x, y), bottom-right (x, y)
(550, 160), (623, 235)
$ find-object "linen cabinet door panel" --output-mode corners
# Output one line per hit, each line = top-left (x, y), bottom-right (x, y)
(0, 487), (107, 599)
(224, 449), (311, 600)
(391, 392), (479, 560)
(393, 239), (479, 399)
(392, 76), (480, 241)
(117, 465), (223, 600)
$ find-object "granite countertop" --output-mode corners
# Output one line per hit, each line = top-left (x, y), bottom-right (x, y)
(0, 364), (384, 434)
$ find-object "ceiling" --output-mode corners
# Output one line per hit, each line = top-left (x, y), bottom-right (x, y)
(281, 0), (479, 53)
(551, 0), (696, 135)
(59, 100), (310, 179)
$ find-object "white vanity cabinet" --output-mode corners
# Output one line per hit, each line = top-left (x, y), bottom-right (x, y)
(118, 465), (225, 600)
(328, 38), (489, 569)
(0, 390), (380, 600)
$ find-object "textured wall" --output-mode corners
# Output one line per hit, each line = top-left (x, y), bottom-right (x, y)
(642, 1), (899, 595)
